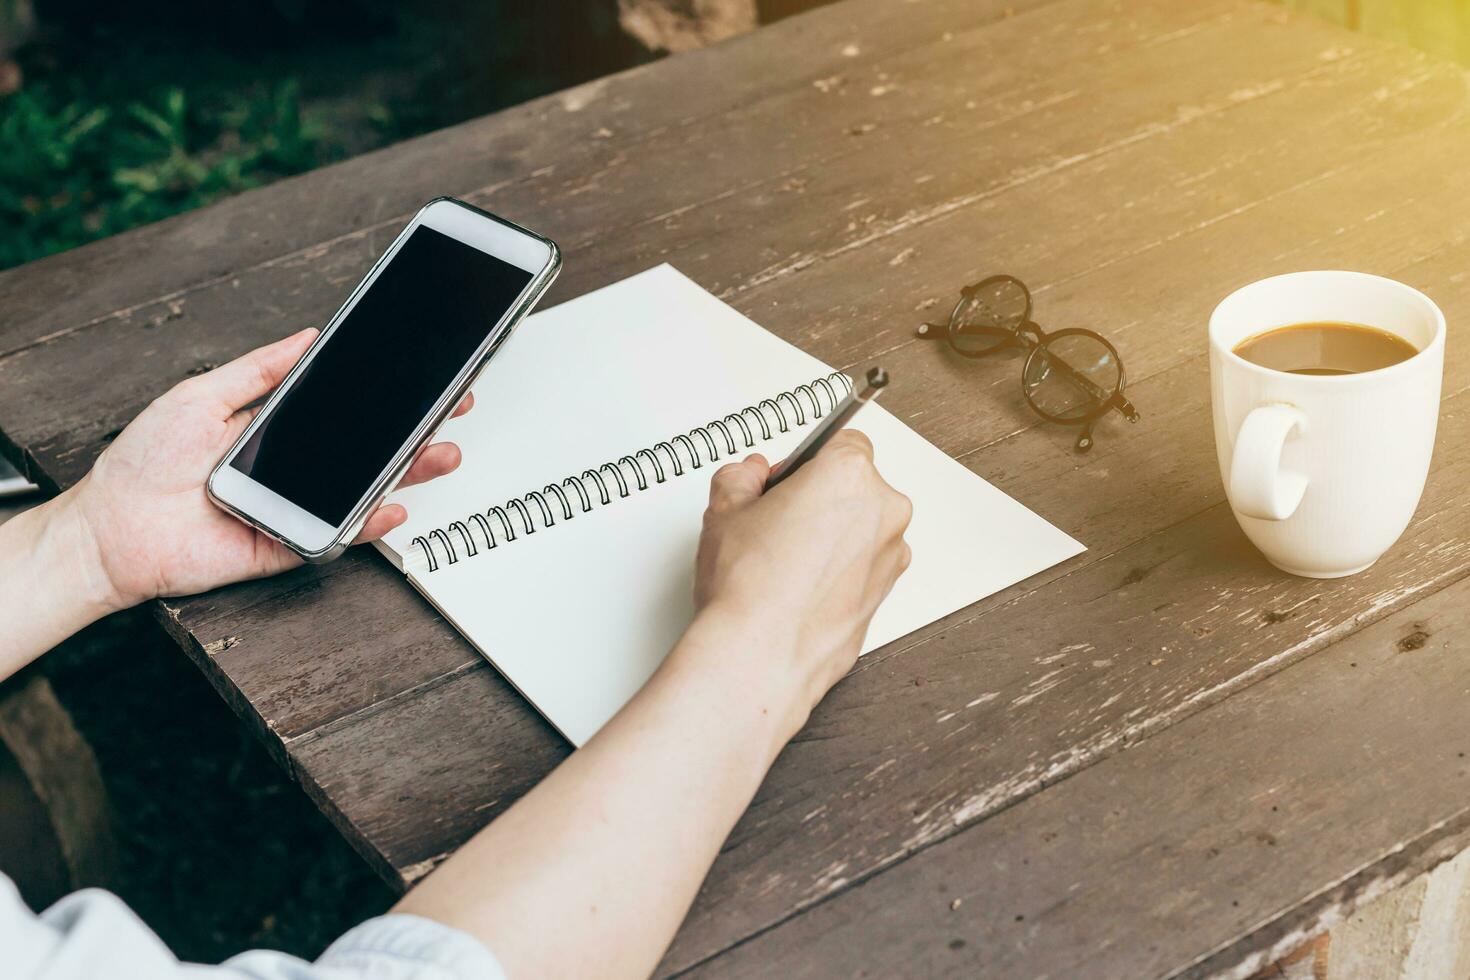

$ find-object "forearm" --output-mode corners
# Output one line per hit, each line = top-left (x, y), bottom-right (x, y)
(394, 604), (805, 979)
(0, 486), (120, 679)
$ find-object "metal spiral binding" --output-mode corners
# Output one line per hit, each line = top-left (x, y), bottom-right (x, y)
(409, 371), (852, 572)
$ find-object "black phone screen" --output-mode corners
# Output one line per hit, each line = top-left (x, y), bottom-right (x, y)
(230, 225), (533, 525)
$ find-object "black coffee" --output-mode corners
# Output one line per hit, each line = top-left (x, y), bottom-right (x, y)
(1233, 321), (1419, 376)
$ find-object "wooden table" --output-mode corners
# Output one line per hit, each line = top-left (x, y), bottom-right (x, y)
(3, 0), (1468, 974)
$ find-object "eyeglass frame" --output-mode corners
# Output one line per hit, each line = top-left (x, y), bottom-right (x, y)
(916, 274), (1140, 451)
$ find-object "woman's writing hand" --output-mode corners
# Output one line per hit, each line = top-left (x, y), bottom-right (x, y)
(690, 431), (912, 737)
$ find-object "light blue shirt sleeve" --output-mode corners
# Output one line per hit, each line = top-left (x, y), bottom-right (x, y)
(2, 874), (506, 980)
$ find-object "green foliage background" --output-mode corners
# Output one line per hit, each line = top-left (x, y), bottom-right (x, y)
(1279, 0), (1470, 64)
(0, 82), (342, 269)
(0, 0), (642, 272)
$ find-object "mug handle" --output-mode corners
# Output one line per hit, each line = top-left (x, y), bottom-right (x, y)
(1229, 404), (1309, 521)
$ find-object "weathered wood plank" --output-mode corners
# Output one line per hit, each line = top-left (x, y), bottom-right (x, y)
(66, 49), (1470, 969)
(289, 663), (570, 887)
(138, 20), (1470, 924)
(663, 320), (1470, 971)
(6, 0), (1426, 754)
(116, 25), (1457, 788)
(677, 569), (1470, 980)
(194, 44), (1469, 750)
(0, 3), (1465, 977)
(11, 0), (1458, 746)
(3, 0), (1397, 488)
(283, 354), (1469, 971)
(279, 208), (1470, 932)
(0, 0), (1059, 358)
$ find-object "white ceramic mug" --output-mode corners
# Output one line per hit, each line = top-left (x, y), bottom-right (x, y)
(1209, 271), (1445, 578)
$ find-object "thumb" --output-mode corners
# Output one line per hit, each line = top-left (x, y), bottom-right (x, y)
(194, 328), (318, 413)
(707, 453), (769, 513)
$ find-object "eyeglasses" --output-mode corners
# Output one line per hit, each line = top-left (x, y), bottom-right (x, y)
(916, 274), (1140, 451)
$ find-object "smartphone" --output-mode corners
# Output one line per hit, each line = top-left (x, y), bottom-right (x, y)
(207, 198), (560, 562)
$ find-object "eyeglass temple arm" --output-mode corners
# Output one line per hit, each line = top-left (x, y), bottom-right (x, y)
(1049, 357), (1141, 423)
(1108, 391), (1140, 422)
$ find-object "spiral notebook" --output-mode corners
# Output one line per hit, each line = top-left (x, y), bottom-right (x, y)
(377, 265), (1083, 745)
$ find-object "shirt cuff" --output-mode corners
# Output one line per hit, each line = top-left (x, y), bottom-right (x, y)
(317, 913), (506, 979)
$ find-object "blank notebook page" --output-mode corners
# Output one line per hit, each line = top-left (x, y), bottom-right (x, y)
(378, 265), (1084, 746)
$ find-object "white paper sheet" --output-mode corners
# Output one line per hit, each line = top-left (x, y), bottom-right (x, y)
(379, 265), (1084, 745)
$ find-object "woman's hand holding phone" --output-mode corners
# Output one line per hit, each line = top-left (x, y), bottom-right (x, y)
(82, 328), (471, 608)
(15, 329), (469, 634)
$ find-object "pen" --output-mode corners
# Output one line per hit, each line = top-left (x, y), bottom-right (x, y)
(765, 366), (889, 488)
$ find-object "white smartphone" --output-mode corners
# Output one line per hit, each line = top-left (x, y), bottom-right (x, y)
(207, 198), (561, 562)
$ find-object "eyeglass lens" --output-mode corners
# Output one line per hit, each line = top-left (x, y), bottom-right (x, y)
(1022, 332), (1121, 420)
(950, 276), (1030, 355)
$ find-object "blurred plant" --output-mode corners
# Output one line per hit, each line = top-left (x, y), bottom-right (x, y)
(222, 81), (332, 173)
(0, 80), (342, 270)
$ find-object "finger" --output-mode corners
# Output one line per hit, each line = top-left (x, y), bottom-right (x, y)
(246, 533), (305, 581)
(191, 328), (318, 414)
(887, 541), (913, 592)
(398, 442), (462, 489)
(354, 503), (408, 544)
(823, 428), (875, 460)
(887, 489), (914, 532)
(224, 401), (267, 441)
(822, 629), (866, 691)
(870, 538), (912, 606)
(451, 392), (474, 418)
(707, 453), (769, 513)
